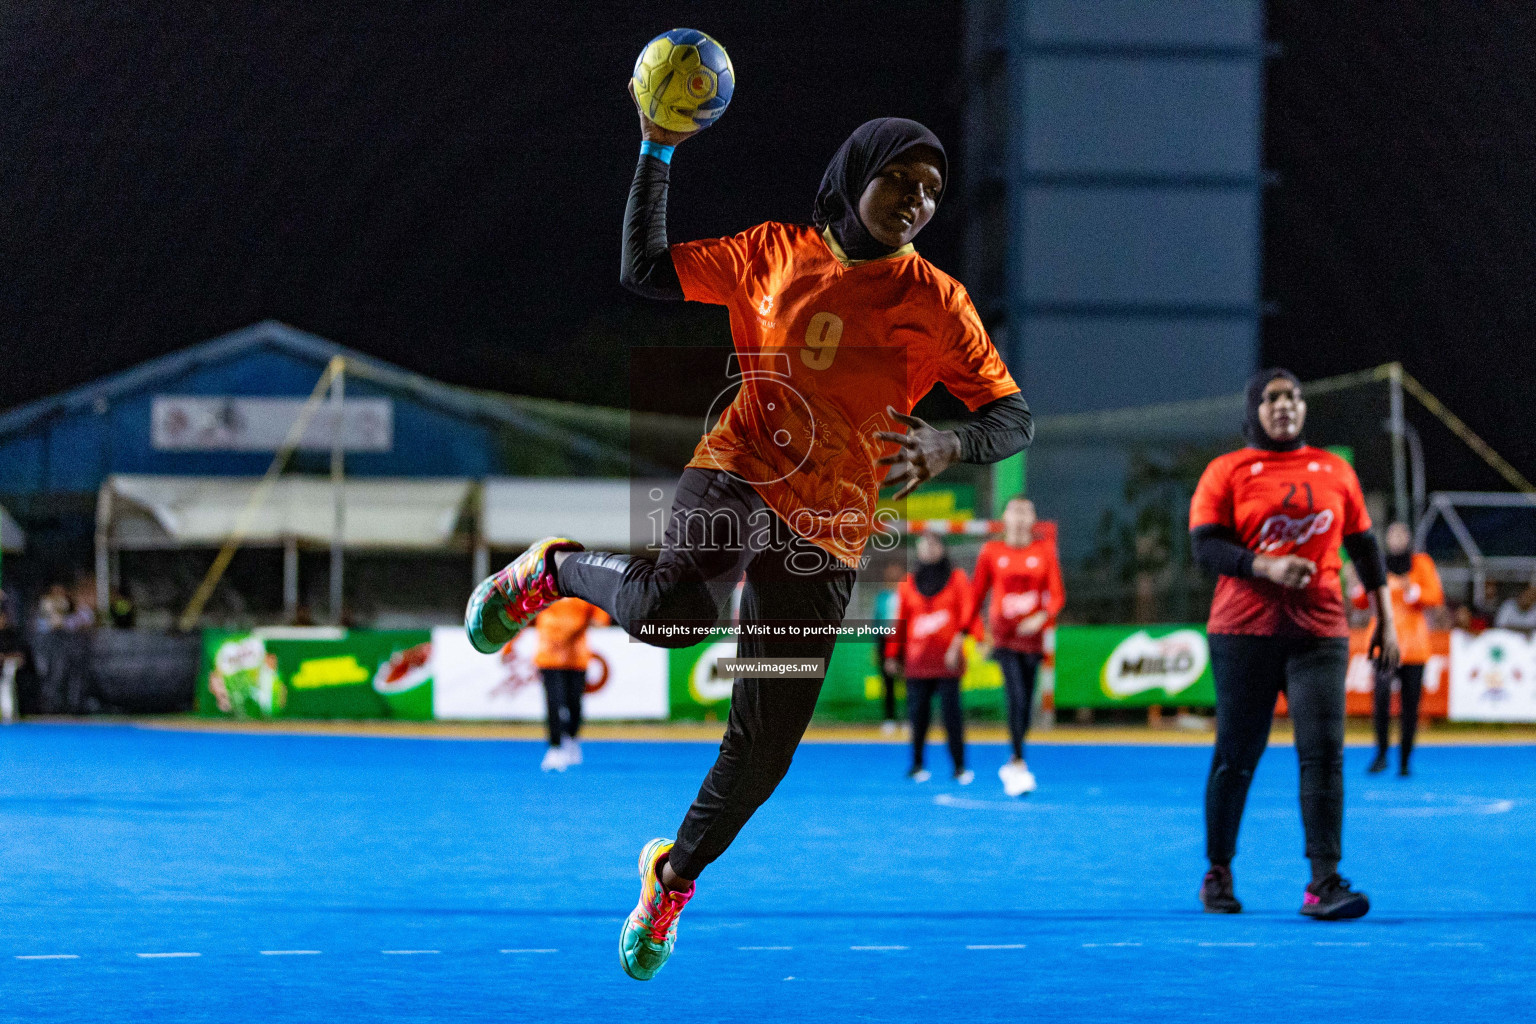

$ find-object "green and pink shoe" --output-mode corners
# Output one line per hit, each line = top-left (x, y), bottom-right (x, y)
(464, 537), (583, 654)
(620, 838), (696, 981)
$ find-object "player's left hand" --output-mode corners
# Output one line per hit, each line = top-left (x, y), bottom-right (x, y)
(944, 637), (964, 673)
(1369, 619), (1401, 676)
(876, 407), (962, 500)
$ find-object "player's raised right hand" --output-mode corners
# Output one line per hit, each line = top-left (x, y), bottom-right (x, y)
(630, 80), (696, 147)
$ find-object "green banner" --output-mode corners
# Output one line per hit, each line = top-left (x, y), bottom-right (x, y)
(199, 629), (434, 720)
(667, 635), (1006, 723)
(1054, 624), (1215, 708)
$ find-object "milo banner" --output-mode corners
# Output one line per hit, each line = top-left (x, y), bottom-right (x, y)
(1054, 624), (1216, 708)
(199, 628), (433, 720)
(668, 635), (1008, 722)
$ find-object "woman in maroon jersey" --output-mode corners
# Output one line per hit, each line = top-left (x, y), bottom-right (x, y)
(1189, 369), (1398, 920)
(971, 496), (1063, 795)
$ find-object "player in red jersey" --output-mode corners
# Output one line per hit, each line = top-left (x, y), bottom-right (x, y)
(464, 95), (1033, 979)
(1189, 369), (1398, 920)
(971, 496), (1063, 796)
(885, 531), (980, 784)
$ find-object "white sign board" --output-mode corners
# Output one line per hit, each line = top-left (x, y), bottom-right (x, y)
(431, 626), (668, 721)
(1449, 629), (1536, 722)
(152, 396), (393, 452)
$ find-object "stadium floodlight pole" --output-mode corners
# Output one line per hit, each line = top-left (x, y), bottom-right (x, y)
(330, 361), (346, 627)
(1389, 362), (1410, 527)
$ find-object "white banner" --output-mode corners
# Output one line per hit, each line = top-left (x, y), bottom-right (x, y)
(1449, 628), (1536, 722)
(431, 626), (668, 721)
(152, 396), (393, 452)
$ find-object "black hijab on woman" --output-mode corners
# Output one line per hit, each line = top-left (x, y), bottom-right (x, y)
(1243, 368), (1306, 453)
(812, 117), (947, 262)
(914, 553), (954, 598)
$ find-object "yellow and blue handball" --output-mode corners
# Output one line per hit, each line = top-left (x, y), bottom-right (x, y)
(632, 29), (734, 134)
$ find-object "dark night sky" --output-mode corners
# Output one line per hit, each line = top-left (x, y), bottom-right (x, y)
(1, 1), (1532, 487)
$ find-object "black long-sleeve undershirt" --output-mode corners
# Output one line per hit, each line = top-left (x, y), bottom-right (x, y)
(619, 150), (1031, 467)
(1191, 524), (1387, 590)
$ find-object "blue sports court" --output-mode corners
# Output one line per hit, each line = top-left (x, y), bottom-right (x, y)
(2, 724), (1531, 1023)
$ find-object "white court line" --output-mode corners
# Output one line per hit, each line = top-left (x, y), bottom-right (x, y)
(1429, 942), (1485, 948)
(850, 945), (907, 951)
(1314, 942), (1370, 947)
(381, 950), (439, 955)
(1198, 942), (1256, 947)
(261, 950), (322, 956)
(15, 954), (79, 960)
(137, 952), (201, 959)
(500, 949), (559, 954)
(967, 944), (1027, 950)
(1083, 942), (1143, 948)
(738, 946), (793, 951)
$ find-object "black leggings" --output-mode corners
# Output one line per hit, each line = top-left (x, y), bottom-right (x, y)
(558, 469), (856, 880)
(908, 677), (965, 772)
(1374, 662), (1424, 763)
(541, 668), (585, 746)
(879, 666), (899, 721)
(1205, 634), (1349, 866)
(996, 650), (1041, 760)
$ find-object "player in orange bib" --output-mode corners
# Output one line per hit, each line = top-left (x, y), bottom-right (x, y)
(533, 598), (609, 772)
(1348, 521), (1444, 777)
(463, 95), (1032, 979)
(1189, 369), (1398, 921)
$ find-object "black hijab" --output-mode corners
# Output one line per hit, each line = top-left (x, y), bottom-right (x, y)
(812, 117), (947, 262)
(1243, 368), (1306, 453)
(914, 553), (953, 598)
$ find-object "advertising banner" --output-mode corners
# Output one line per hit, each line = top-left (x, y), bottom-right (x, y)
(153, 396), (392, 452)
(199, 628), (432, 719)
(1449, 628), (1536, 722)
(431, 626), (668, 721)
(1054, 624), (1215, 708)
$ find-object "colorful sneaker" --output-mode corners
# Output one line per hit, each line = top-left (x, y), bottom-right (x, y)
(465, 537), (583, 654)
(620, 838), (695, 981)
(1200, 865), (1242, 914)
(1300, 874), (1370, 920)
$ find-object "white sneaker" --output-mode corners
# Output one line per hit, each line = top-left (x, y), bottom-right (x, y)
(880, 719), (898, 736)
(1000, 761), (1037, 797)
(561, 737), (583, 765)
(908, 768), (932, 783)
(955, 769), (975, 786)
(541, 746), (568, 772)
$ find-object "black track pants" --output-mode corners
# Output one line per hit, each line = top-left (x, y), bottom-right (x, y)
(557, 469), (856, 879)
(996, 650), (1041, 760)
(908, 676), (965, 773)
(1374, 662), (1424, 763)
(541, 668), (585, 746)
(1205, 634), (1349, 865)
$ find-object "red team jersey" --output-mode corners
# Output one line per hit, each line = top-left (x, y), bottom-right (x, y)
(884, 570), (980, 678)
(671, 223), (1019, 568)
(970, 532), (1064, 655)
(1189, 446), (1372, 638)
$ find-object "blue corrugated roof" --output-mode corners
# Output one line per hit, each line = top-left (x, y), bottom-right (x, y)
(0, 320), (636, 467)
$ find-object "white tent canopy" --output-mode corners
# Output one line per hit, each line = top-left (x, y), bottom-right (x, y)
(102, 475), (474, 550)
(480, 478), (676, 553)
(0, 504), (23, 553)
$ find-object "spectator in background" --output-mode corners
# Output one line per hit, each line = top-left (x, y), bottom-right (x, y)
(0, 588), (25, 723)
(885, 532), (978, 785)
(1494, 581), (1536, 631)
(534, 597), (609, 772)
(871, 561), (905, 735)
(971, 495), (1063, 797)
(34, 584), (74, 714)
(1349, 523), (1444, 776)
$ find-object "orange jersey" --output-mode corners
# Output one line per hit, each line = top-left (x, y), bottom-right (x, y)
(1190, 446), (1371, 637)
(883, 569), (980, 678)
(1350, 552), (1444, 664)
(970, 533), (1064, 655)
(533, 598), (609, 670)
(671, 222), (1019, 568)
